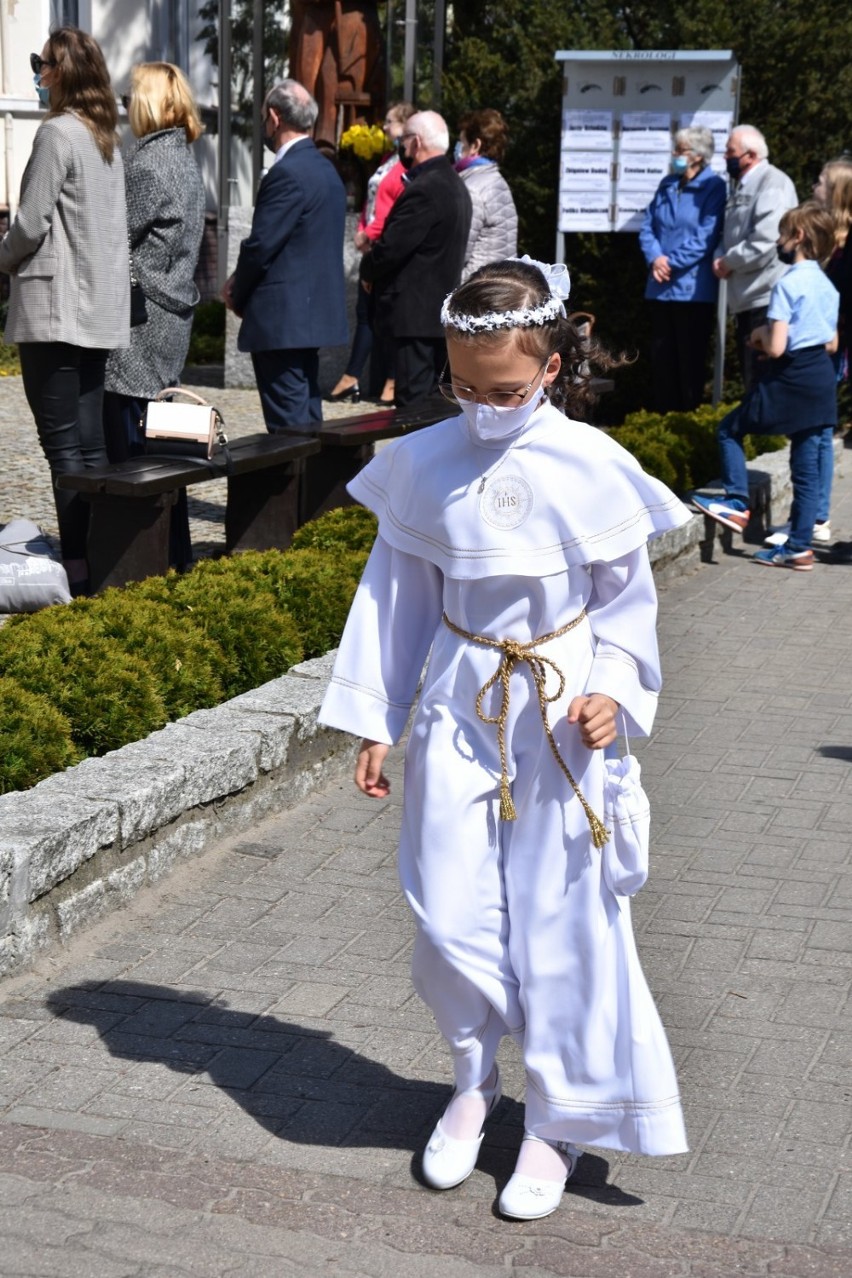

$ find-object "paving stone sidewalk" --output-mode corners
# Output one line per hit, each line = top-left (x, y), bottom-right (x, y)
(0, 375), (850, 1273)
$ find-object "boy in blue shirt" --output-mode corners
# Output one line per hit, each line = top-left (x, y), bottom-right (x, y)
(692, 201), (839, 569)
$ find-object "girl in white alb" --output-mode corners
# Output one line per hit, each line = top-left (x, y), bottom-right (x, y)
(319, 257), (691, 1220)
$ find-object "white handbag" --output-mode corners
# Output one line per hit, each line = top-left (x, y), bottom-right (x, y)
(602, 716), (651, 897)
(142, 388), (228, 461)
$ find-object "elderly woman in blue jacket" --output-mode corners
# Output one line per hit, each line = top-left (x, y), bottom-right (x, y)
(639, 126), (726, 412)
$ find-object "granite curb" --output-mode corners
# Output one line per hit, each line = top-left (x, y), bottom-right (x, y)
(0, 443), (800, 981)
(0, 652), (358, 980)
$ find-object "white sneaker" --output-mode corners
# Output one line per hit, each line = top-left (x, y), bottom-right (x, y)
(812, 521), (832, 544)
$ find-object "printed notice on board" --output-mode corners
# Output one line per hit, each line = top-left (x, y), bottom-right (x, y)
(620, 110), (671, 151)
(614, 193), (647, 233)
(617, 152), (670, 190)
(560, 151), (612, 194)
(561, 109), (614, 151)
(558, 196), (611, 233)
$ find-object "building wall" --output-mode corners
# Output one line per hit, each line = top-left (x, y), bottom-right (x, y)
(0, 2), (255, 230)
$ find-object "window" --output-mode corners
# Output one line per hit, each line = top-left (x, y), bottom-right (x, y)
(50, 1), (79, 25)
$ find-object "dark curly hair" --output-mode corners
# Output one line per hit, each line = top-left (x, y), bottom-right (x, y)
(443, 259), (629, 418)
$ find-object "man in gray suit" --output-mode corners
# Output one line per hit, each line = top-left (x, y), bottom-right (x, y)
(712, 124), (797, 390)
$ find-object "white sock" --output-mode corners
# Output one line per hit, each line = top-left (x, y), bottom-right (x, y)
(513, 1135), (574, 1183)
(440, 1066), (497, 1141)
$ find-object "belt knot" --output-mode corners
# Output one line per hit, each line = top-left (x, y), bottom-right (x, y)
(441, 611), (609, 847)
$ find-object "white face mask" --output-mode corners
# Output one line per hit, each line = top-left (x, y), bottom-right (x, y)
(456, 374), (547, 443)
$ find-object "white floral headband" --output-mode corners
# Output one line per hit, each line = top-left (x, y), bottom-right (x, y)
(440, 255), (571, 333)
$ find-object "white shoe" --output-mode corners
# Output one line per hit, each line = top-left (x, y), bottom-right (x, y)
(812, 521), (832, 544)
(764, 525), (790, 548)
(421, 1067), (502, 1190)
(498, 1135), (582, 1221)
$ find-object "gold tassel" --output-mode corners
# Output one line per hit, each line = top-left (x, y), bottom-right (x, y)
(589, 813), (610, 849)
(499, 782), (517, 822)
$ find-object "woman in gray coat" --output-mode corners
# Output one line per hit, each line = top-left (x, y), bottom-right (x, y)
(0, 27), (129, 594)
(104, 61), (206, 569)
(455, 109), (518, 281)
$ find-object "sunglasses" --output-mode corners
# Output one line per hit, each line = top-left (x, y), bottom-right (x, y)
(30, 53), (57, 76)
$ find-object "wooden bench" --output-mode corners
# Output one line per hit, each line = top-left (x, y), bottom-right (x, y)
(302, 396), (459, 521)
(57, 432), (319, 592)
(57, 385), (617, 591)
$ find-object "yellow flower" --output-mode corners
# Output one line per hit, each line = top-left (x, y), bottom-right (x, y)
(339, 123), (387, 161)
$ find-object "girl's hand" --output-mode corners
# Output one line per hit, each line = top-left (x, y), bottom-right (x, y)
(567, 694), (619, 750)
(355, 739), (391, 797)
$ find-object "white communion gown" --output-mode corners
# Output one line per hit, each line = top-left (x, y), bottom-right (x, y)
(319, 399), (692, 1156)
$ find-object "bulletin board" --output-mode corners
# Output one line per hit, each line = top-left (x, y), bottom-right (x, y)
(554, 50), (740, 249)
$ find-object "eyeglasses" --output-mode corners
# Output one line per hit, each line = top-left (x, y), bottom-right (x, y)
(30, 53), (57, 76)
(437, 361), (548, 409)
(121, 94), (131, 111)
(401, 132), (418, 142)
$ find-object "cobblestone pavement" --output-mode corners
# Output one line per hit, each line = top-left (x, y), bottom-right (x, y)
(0, 367), (370, 559)
(0, 372), (851, 1274)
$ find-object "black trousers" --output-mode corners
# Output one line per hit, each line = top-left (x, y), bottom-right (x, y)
(649, 301), (715, 413)
(102, 391), (193, 571)
(395, 336), (447, 407)
(19, 342), (109, 560)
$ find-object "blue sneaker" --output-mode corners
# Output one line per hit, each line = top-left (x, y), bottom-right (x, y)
(691, 494), (750, 533)
(752, 546), (814, 571)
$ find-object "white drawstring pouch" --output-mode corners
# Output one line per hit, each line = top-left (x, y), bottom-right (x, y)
(602, 718), (651, 897)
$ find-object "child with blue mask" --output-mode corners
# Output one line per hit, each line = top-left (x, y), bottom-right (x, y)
(320, 256), (691, 1223)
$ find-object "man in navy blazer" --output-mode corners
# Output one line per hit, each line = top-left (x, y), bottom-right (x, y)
(223, 80), (348, 431)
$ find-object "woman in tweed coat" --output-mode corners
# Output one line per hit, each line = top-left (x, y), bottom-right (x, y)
(0, 28), (129, 593)
(103, 62), (206, 569)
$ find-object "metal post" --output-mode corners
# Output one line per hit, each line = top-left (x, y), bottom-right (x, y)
(217, 0), (232, 290)
(251, 0), (264, 194)
(713, 279), (727, 405)
(403, 0), (417, 104)
(385, 0), (394, 104)
(433, 0), (446, 107)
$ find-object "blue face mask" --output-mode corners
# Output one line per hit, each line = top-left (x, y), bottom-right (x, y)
(33, 74), (50, 107)
(671, 155), (689, 176)
(453, 141), (465, 163)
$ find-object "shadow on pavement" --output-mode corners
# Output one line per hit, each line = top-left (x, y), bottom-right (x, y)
(45, 979), (641, 1208)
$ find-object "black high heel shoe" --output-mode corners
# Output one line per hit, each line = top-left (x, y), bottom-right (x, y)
(325, 383), (360, 404)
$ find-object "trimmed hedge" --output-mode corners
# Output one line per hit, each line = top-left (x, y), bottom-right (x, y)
(0, 678), (80, 794)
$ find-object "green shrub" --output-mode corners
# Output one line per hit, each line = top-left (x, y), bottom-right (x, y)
(217, 547), (367, 659)
(131, 563), (303, 699)
(78, 589), (226, 720)
(290, 504), (378, 555)
(187, 301), (225, 365)
(0, 678), (79, 794)
(610, 403), (787, 490)
(0, 606), (167, 756)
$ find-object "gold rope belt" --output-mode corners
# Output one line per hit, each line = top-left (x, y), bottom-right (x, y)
(441, 610), (609, 848)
